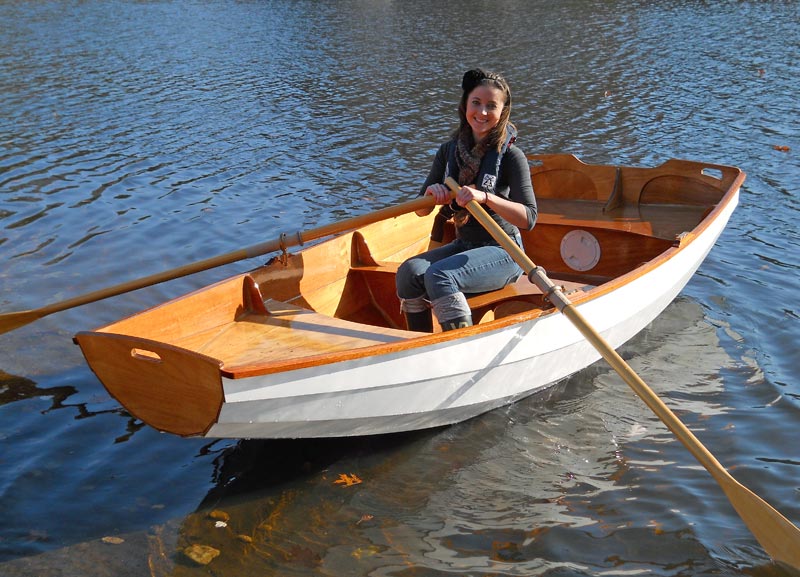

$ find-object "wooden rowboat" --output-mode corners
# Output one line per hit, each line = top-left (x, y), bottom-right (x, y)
(74, 154), (744, 439)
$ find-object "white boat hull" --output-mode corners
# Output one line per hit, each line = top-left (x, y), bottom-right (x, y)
(206, 191), (738, 438)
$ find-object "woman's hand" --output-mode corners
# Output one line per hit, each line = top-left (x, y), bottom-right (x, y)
(455, 185), (488, 207)
(424, 183), (453, 205)
(453, 184), (530, 229)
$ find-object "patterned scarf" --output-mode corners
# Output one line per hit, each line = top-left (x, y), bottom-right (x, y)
(455, 128), (487, 186)
(453, 129), (487, 227)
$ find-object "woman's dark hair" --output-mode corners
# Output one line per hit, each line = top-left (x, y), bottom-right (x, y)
(456, 68), (514, 152)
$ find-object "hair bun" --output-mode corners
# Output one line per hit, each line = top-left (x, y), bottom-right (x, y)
(461, 69), (487, 92)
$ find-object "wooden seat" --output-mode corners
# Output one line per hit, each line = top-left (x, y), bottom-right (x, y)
(466, 275), (593, 323)
(466, 275), (589, 309)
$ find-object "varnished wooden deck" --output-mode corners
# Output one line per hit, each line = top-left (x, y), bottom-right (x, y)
(185, 299), (416, 374)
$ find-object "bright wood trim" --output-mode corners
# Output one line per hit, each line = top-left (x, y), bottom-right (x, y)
(74, 332), (223, 437)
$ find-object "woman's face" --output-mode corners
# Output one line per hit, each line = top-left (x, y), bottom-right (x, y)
(465, 84), (506, 142)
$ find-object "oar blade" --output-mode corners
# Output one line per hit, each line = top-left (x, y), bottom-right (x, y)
(0, 310), (43, 335)
(723, 478), (800, 570)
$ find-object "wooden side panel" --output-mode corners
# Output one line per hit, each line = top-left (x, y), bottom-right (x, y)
(354, 210), (438, 263)
(251, 234), (353, 316)
(346, 266), (404, 328)
(523, 224), (674, 280)
(529, 154), (618, 201)
(532, 169), (599, 200)
(95, 275), (252, 343)
(75, 332), (224, 437)
(639, 175), (725, 205)
(618, 159), (738, 206)
(528, 155), (739, 218)
(251, 211), (437, 318)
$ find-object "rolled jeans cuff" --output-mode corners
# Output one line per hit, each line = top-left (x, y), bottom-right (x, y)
(431, 292), (471, 323)
(399, 295), (430, 314)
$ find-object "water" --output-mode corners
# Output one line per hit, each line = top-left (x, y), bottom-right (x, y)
(1, 0), (798, 575)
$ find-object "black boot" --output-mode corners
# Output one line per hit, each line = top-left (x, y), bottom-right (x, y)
(404, 310), (433, 333)
(440, 315), (473, 332)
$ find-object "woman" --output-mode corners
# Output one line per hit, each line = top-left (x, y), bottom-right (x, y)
(396, 68), (537, 332)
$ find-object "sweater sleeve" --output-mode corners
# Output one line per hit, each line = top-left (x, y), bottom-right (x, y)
(418, 143), (449, 196)
(503, 146), (538, 231)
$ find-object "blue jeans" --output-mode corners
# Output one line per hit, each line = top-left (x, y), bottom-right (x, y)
(396, 233), (524, 322)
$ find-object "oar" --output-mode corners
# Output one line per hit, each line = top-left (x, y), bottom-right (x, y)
(0, 195), (438, 335)
(445, 177), (800, 570)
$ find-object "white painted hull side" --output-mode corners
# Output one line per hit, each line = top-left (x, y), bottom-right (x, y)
(206, 194), (738, 439)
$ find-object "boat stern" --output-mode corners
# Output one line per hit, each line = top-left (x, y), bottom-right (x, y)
(75, 332), (224, 437)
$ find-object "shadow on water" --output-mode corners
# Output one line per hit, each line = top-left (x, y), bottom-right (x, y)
(149, 356), (800, 577)
(198, 430), (443, 510)
(0, 370), (75, 409)
(146, 428), (471, 576)
(0, 368), (146, 442)
(2, 356), (798, 576)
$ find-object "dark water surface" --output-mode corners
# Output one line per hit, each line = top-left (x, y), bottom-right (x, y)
(1, 1), (798, 575)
